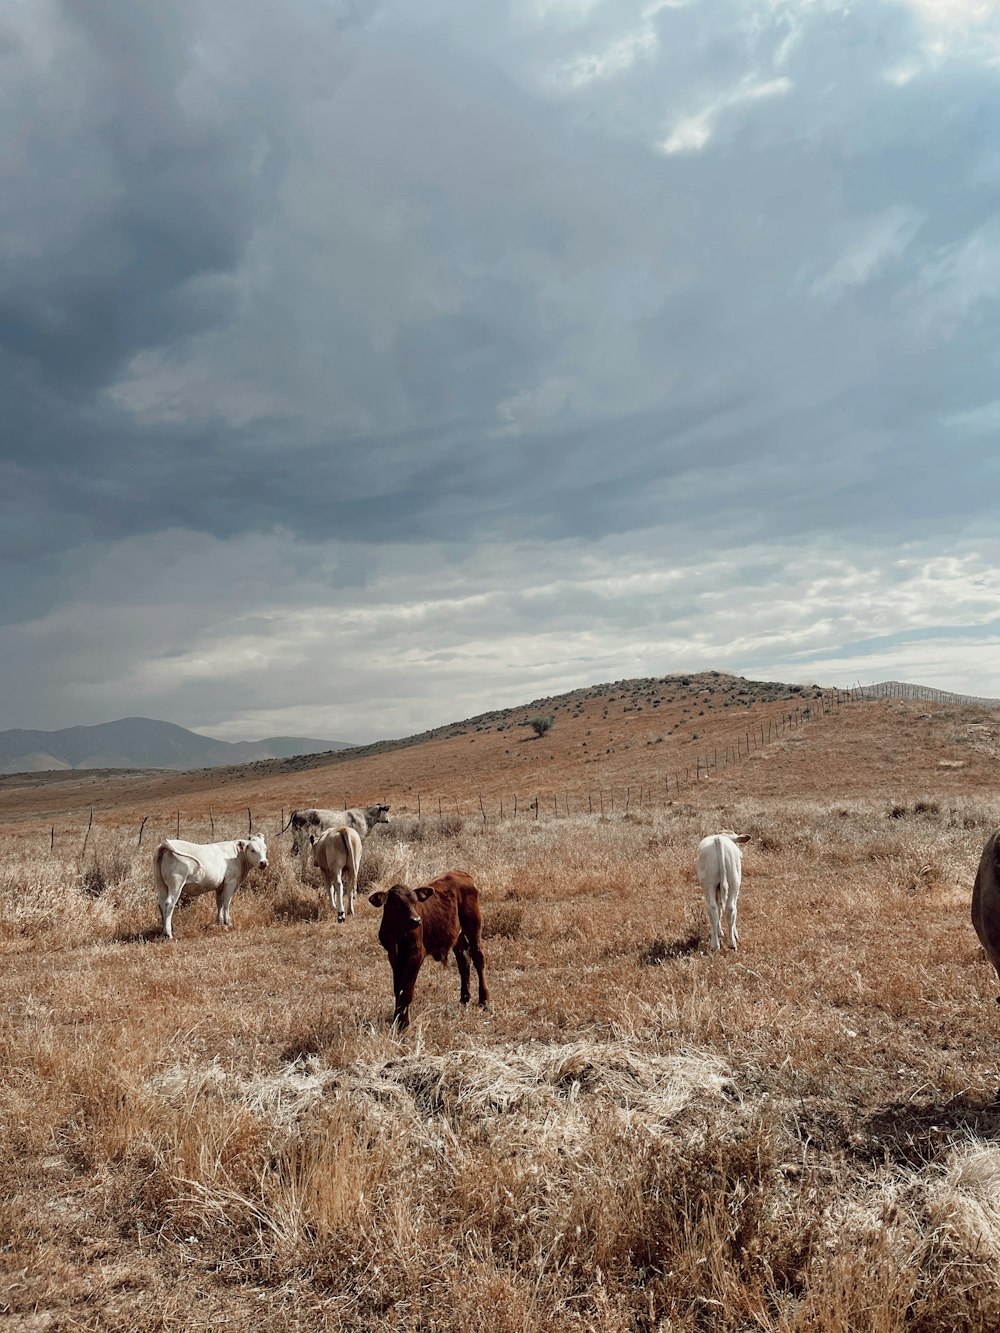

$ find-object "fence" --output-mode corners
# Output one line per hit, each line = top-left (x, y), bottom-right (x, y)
(42, 690), (845, 851)
(848, 680), (1000, 706)
(39, 680), (995, 852)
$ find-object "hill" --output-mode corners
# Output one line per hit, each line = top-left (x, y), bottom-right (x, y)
(0, 716), (353, 776)
(7, 669), (998, 834)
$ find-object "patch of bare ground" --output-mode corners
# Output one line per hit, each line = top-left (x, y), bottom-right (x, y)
(2, 686), (1000, 1327)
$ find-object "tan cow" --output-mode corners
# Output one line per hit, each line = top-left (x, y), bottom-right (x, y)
(286, 804), (389, 879)
(972, 828), (1000, 999)
(309, 825), (363, 922)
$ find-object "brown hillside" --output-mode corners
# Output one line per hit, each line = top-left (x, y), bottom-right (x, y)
(2, 672), (998, 841)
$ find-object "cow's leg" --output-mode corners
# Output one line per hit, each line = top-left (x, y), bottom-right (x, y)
(390, 959), (416, 1029)
(454, 939), (473, 1005)
(160, 880), (183, 940)
(705, 887), (722, 952)
(335, 870), (346, 923)
(217, 878), (238, 927)
(347, 865), (357, 917)
(725, 893), (739, 951)
(461, 929), (490, 1007)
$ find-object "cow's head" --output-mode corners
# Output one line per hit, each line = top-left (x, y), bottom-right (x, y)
(369, 803), (391, 827)
(719, 830), (752, 846)
(239, 834), (268, 872)
(369, 882), (433, 933)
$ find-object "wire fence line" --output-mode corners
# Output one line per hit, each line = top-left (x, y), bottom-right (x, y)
(43, 681), (997, 853)
(46, 690), (846, 852)
(849, 680), (1000, 706)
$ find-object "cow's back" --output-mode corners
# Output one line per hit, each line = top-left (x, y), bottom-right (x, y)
(973, 830), (1000, 980)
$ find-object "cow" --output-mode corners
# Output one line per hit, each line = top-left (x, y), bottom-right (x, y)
(287, 804), (389, 877)
(972, 829), (1000, 1001)
(153, 834), (268, 940)
(368, 870), (489, 1029)
(309, 825), (363, 922)
(695, 831), (752, 953)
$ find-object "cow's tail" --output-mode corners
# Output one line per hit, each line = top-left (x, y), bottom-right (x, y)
(278, 810), (295, 835)
(341, 828), (359, 887)
(153, 844), (168, 899)
(716, 835), (729, 907)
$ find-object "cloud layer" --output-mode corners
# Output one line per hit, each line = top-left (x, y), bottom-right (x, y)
(3, 0), (999, 738)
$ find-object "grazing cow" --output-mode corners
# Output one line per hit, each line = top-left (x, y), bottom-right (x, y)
(972, 829), (1000, 1000)
(368, 870), (489, 1029)
(309, 825), (363, 922)
(153, 834), (268, 940)
(695, 831), (752, 953)
(287, 804), (389, 876)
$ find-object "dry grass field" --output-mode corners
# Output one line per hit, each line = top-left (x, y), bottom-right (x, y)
(3, 675), (1000, 1331)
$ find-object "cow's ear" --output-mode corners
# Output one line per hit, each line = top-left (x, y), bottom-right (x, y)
(368, 891), (386, 907)
(237, 840), (246, 850)
(733, 833), (752, 845)
(309, 834), (316, 846)
(415, 885), (434, 901)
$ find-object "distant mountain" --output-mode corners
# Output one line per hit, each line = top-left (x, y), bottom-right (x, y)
(0, 717), (354, 775)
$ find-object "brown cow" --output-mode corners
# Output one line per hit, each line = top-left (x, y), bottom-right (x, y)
(368, 870), (489, 1029)
(972, 828), (1000, 1001)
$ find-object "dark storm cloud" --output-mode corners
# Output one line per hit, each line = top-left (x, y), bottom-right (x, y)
(3, 0), (1000, 731)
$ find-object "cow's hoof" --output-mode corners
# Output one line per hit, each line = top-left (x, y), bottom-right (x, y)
(337, 914), (346, 923)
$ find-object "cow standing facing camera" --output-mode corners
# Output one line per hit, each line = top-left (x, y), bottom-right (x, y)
(368, 870), (489, 1029)
(153, 834), (268, 940)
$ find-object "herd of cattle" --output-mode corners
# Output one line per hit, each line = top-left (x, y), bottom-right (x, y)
(151, 805), (1000, 1027)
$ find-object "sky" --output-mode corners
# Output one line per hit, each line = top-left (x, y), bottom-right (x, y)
(2, 0), (1000, 743)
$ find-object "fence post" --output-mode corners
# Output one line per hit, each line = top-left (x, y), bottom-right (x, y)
(417, 794), (421, 819)
(479, 794), (487, 826)
(209, 806), (215, 839)
(82, 807), (94, 856)
(138, 815), (148, 847)
(248, 808), (253, 835)
(50, 826), (55, 852)
(176, 811), (180, 838)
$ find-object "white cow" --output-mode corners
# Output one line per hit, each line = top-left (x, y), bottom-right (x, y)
(287, 804), (389, 877)
(153, 834), (268, 939)
(695, 831), (752, 953)
(309, 826), (363, 922)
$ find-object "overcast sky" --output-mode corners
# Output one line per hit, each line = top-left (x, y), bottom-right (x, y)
(2, 0), (999, 742)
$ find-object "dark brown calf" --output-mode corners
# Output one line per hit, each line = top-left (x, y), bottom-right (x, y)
(973, 829), (1000, 1001)
(368, 870), (489, 1029)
